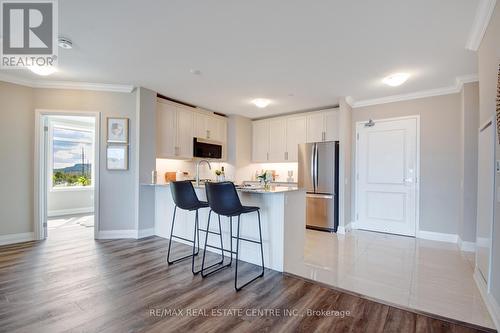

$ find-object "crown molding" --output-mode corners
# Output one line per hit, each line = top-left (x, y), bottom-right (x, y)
(0, 72), (135, 93)
(466, 0), (497, 51)
(349, 74), (478, 108)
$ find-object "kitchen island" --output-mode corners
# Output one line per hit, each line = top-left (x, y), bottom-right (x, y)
(146, 183), (306, 272)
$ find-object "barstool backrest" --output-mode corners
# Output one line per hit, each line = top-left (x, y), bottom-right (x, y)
(205, 182), (243, 215)
(170, 181), (201, 210)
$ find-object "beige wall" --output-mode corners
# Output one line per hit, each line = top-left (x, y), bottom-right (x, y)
(478, 1), (500, 308)
(0, 82), (34, 235)
(33, 88), (138, 231)
(0, 81), (139, 236)
(352, 93), (462, 235)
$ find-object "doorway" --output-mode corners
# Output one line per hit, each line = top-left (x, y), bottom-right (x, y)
(355, 116), (420, 236)
(35, 110), (100, 240)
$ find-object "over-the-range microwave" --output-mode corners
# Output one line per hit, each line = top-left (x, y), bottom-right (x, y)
(193, 137), (223, 159)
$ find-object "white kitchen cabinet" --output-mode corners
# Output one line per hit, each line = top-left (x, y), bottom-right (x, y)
(268, 118), (287, 162)
(306, 113), (325, 143)
(176, 108), (194, 158)
(252, 120), (270, 162)
(306, 109), (339, 142)
(156, 102), (177, 158)
(286, 116), (307, 161)
(156, 101), (193, 159)
(325, 109), (339, 141)
(194, 111), (227, 142)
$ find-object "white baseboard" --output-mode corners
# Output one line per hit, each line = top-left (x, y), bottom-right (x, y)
(337, 222), (355, 234)
(96, 229), (138, 239)
(474, 267), (500, 330)
(458, 236), (476, 252)
(416, 230), (458, 243)
(48, 207), (94, 217)
(0, 232), (35, 246)
(137, 228), (155, 239)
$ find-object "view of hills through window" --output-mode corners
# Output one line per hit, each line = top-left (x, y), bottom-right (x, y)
(52, 126), (93, 187)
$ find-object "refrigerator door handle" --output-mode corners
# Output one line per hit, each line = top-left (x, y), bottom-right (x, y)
(311, 143), (316, 192)
(314, 143), (319, 190)
(306, 193), (333, 199)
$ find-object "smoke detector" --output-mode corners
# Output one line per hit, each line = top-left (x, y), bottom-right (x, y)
(58, 37), (73, 49)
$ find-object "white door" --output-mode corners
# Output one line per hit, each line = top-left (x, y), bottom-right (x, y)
(268, 118), (287, 162)
(252, 120), (269, 162)
(476, 121), (495, 283)
(356, 117), (419, 236)
(286, 116), (307, 161)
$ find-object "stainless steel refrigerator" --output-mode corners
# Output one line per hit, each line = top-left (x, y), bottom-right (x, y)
(298, 141), (339, 232)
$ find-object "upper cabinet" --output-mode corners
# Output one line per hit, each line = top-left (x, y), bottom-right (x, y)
(286, 116), (307, 161)
(157, 101), (193, 159)
(194, 111), (227, 143)
(252, 119), (270, 162)
(251, 108), (338, 163)
(306, 108), (339, 143)
(157, 99), (227, 160)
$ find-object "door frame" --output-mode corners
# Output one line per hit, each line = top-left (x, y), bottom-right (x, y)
(34, 109), (101, 240)
(354, 115), (421, 236)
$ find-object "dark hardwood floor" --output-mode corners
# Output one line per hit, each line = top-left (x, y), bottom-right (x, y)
(0, 225), (495, 333)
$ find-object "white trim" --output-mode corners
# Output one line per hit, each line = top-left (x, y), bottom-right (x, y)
(474, 267), (500, 330)
(417, 230), (458, 243)
(0, 232), (35, 246)
(354, 115), (421, 237)
(96, 230), (138, 239)
(137, 228), (155, 239)
(47, 207), (94, 218)
(347, 74), (479, 108)
(0, 73), (134, 93)
(466, 0), (497, 51)
(458, 236), (476, 252)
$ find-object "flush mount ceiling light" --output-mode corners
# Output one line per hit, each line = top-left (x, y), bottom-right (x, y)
(58, 37), (73, 49)
(382, 73), (410, 87)
(251, 98), (271, 108)
(29, 65), (57, 76)
(190, 69), (201, 75)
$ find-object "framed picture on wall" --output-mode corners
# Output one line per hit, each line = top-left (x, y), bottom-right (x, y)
(107, 145), (128, 170)
(107, 117), (129, 143)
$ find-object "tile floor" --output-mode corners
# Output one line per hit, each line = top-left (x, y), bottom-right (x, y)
(300, 229), (494, 329)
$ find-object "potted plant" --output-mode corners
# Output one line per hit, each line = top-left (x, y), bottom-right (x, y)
(257, 170), (272, 191)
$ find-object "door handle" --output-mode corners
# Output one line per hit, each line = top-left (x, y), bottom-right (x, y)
(403, 177), (413, 183)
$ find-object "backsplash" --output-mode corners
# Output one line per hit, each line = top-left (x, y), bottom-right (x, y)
(155, 159), (298, 184)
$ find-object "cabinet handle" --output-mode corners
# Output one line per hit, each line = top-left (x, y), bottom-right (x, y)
(322, 132), (325, 141)
(267, 152), (269, 161)
(175, 146), (179, 156)
(206, 130), (210, 139)
(285, 151), (288, 160)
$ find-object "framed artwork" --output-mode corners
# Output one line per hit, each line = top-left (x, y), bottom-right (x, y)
(107, 117), (129, 143)
(107, 145), (128, 170)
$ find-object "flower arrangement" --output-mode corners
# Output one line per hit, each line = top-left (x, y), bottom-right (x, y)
(257, 170), (273, 190)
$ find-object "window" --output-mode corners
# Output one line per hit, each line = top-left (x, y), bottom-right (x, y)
(52, 126), (94, 188)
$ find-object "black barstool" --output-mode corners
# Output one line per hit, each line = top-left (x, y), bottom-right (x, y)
(201, 182), (264, 291)
(167, 181), (224, 275)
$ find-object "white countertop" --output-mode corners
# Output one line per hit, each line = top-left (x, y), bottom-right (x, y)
(141, 182), (302, 194)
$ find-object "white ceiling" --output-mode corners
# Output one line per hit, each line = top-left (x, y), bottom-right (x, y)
(1, 0), (479, 118)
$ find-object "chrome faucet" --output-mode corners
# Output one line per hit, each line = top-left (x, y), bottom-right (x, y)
(195, 159), (211, 187)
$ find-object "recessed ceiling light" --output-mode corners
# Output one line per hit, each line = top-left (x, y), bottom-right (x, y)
(29, 65), (57, 76)
(251, 98), (271, 108)
(190, 69), (201, 75)
(58, 37), (73, 49)
(382, 73), (410, 87)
